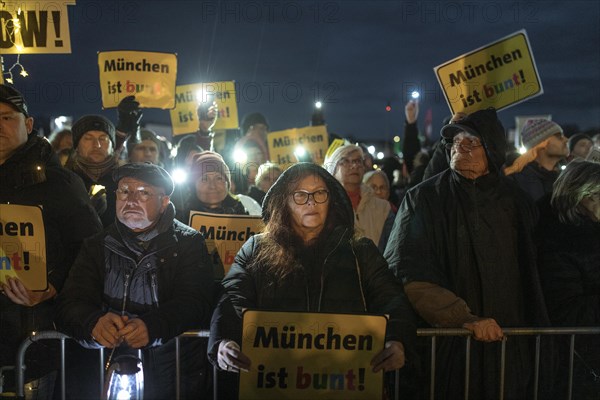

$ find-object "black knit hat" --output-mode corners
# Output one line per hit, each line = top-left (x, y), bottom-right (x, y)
(241, 112), (269, 134)
(113, 162), (174, 196)
(0, 84), (28, 117)
(567, 133), (592, 154)
(72, 115), (116, 149)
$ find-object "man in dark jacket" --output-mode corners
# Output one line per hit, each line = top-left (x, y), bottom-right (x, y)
(385, 108), (552, 400)
(0, 84), (102, 394)
(56, 163), (215, 399)
(65, 96), (142, 227)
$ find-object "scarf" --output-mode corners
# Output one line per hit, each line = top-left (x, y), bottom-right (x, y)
(70, 152), (117, 182)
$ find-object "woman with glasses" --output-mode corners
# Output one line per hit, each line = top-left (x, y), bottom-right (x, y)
(208, 162), (416, 397)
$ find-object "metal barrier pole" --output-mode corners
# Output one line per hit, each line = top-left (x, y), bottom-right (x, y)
(464, 336), (471, 400)
(499, 337), (507, 400)
(533, 335), (540, 400)
(60, 338), (66, 400)
(394, 368), (400, 400)
(568, 335), (575, 400)
(99, 347), (105, 399)
(175, 336), (181, 400)
(15, 331), (70, 399)
(429, 336), (436, 400)
(213, 365), (219, 400)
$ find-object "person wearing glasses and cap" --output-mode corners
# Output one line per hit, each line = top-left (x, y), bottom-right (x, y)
(385, 108), (553, 400)
(208, 162), (416, 398)
(56, 162), (215, 399)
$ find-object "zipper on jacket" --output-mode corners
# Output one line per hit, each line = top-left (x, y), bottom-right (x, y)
(150, 272), (160, 308)
(121, 272), (131, 314)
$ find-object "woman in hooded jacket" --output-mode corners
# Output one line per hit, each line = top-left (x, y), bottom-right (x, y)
(208, 162), (416, 397)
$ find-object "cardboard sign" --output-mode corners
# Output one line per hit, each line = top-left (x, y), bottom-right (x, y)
(1, 1), (76, 54)
(98, 50), (178, 109)
(434, 30), (543, 115)
(188, 211), (263, 275)
(0, 204), (47, 291)
(267, 126), (329, 168)
(240, 310), (386, 400)
(170, 81), (239, 135)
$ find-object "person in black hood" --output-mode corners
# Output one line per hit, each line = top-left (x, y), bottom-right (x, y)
(385, 108), (553, 400)
(208, 162), (416, 398)
(0, 84), (102, 395)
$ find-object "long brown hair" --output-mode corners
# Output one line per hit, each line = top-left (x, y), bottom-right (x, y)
(250, 164), (354, 281)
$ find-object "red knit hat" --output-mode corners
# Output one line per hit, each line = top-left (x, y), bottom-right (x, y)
(190, 151), (231, 186)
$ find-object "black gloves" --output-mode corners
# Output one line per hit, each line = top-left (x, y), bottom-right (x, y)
(116, 95), (143, 139)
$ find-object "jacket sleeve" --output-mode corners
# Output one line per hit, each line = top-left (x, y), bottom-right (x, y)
(422, 140), (448, 181)
(384, 188), (447, 286)
(55, 236), (107, 348)
(355, 238), (417, 359)
(48, 171), (103, 292)
(402, 121), (421, 174)
(139, 230), (215, 344)
(377, 210), (395, 253)
(404, 281), (478, 327)
(207, 236), (259, 365)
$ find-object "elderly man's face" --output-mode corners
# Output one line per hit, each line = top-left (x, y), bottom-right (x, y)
(116, 177), (169, 232)
(0, 102), (33, 164)
(334, 150), (365, 188)
(450, 132), (489, 179)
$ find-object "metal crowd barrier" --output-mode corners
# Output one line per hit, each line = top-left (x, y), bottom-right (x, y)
(10, 327), (600, 400)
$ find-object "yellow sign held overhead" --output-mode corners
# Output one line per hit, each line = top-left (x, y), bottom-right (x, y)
(0, 204), (47, 291)
(240, 310), (386, 400)
(267, 126), (329, 168)
(98, 50), (178, 109)
(434, 29), (543, 115)
(1, 1), (76, 54)
(188, 211), (263, 277)
(170, 81), (239, 136)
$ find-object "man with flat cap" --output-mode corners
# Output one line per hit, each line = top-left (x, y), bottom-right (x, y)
(56, 162), (215, 399)
(385, 108), (553, 400)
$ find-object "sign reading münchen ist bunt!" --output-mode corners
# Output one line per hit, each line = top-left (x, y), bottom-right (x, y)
(98, 50), (178, 109)
(434, 29), (543, 115)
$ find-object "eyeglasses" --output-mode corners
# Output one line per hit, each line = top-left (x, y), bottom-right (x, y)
(338, 157), (364, 168)
(291, 189), (329, 205)
(445, 137), (484, 151)
(115, 188), (164, 202)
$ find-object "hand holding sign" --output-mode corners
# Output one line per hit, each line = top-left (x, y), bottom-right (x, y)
(1, 277), (56, 307)
(370, 340), (406, 373)
(218, 340), (251, 373)
(116, 95), (143, 137)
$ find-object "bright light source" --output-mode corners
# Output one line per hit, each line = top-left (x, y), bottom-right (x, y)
(411, 91), (420, 99)
(294, 146), (306, 157)
(172, 168), (188, 184)
(367, 146), (376, 155)
(519, 146), (527, 154)
(54, 116), (68, 129)
(393, 136), (400, 143)
(376, 152), (384, 160)
(315, 101), (322, 109)
(372, 164), (378, 169)
(560, 164), (567, 170)
(195, 89), (212, 103)
(233, 149), (248, 163)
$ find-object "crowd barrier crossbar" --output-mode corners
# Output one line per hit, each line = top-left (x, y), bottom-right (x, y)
(10, 327), (600, 400)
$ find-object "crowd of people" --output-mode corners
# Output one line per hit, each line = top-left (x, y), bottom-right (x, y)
(1, 82), (599, 399)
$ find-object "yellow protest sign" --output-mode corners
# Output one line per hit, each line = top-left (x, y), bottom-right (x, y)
(188, 211), (263, 276)
(98, 50), (178, 109)
(434, 29), (543, 115)
(267, 126), (329, 167)
(240, 310), (386, 400)
(170, 81), (239, 136)
(1, 1), (76, 54)
(0, 204), (47, 291)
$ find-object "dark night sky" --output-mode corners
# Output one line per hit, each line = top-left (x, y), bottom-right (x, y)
(7, 0), (600, 144)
